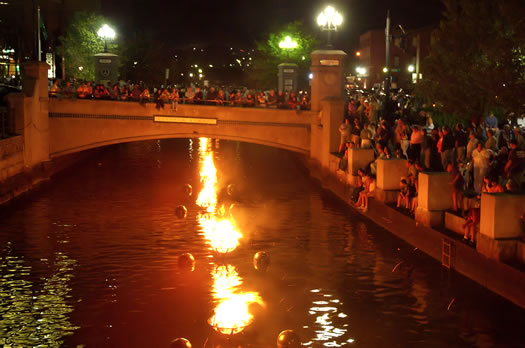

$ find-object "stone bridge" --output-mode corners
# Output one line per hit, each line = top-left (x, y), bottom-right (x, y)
(8, 50), (348, 170)
(48, 99), (315, 158)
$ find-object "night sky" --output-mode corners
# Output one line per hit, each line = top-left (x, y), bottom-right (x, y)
(103, 0), (444, 48)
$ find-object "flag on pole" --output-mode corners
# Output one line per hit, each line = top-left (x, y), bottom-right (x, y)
(40, 12), (47, 41)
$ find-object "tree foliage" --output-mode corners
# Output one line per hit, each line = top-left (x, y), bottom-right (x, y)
(250, 21), (318, 90)
(417, 0), (525, 120)
(59, 12), (119, 81)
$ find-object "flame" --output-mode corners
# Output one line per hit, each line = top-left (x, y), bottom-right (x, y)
(196, 138), (217, 212)
(209, 265), (264, 335)
(199, 213), (242, 253)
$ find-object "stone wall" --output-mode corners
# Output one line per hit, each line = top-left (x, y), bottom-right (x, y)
(0, 135), (24, 181)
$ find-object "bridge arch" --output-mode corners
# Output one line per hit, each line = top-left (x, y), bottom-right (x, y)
(48, 99), (314, 158)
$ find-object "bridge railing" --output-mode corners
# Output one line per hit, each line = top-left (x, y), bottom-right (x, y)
(48, 93), (312, 111)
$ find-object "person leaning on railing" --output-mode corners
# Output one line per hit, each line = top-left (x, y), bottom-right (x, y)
(49, 79), (60, 97)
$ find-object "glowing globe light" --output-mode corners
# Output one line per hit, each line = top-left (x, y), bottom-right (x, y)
(317, 6), (343, 29)
(97, 24), (115, 40)
(279, 36), (298, 49)
(408, 64), (415, 73)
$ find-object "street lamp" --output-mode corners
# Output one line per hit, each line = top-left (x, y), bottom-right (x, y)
(317, 6), (343, 48)
(97, 24), (116, 53)
(407, 64), (415, 73)
(278, 36), (298, 49)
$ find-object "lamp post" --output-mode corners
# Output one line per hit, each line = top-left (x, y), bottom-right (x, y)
(277, 36), (299, 92)
(317, 6), (343, 48)
(278, 36), (298, 62)
(97, 24), (116, 53)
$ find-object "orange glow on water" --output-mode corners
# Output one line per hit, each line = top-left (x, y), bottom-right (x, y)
(198, 213), (242, 253)
(196, 138), (217, 211)
(208, 265), (264, 335)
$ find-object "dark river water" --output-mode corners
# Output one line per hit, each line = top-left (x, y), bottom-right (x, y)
(1, 138), (525, 348)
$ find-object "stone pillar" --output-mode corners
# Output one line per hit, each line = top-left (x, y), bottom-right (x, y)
(375, 159), (407, 203)
(348, 148), (375, 176)
(21, 62), (50, 168)
(277, 63), (298, 92)
(480, 193), (525, 239)
(310, 97), (346, 169)
(415, 172), (453, 227)
(310, 50), (347, 112)
(477, 193), (525, 262)
(94, 53), (119, 87)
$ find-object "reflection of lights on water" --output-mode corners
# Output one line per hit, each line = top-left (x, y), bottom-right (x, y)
(199, 213), (241, 253)
(209, 265), (264, 335)
(0, 249), (78, 346)
(196, 138), (265, 335)
(196, 139), (217, 212)
(308, 289), (354, 346)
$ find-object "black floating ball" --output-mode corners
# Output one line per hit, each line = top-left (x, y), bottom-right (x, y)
(184, 184), (193, 197)
(277, 330), (301, 348)
(175, 205), (188, 219)
(170, 338), (192, 348)
(253, 251), (271, 271)
(227, 184), (235, 196)
(178, 253), (195, 272)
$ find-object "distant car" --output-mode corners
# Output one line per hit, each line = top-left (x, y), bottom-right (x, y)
(0, 84), (21, 107)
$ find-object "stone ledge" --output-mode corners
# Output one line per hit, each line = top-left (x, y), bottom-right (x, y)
(477, 234), (518, 263)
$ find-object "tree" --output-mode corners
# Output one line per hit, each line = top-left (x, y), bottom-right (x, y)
(59, 12), (119, 81)
(417, 0), (525, 121)
(250, 21), (319, 90)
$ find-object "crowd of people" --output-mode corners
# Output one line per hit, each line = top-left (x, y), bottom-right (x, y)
(339, 94), (525, 245)
(48, 79), (312, 110)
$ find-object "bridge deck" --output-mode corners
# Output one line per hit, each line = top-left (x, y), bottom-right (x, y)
(48, 99), (316, 157)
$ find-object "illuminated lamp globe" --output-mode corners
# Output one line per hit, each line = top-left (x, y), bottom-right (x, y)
(175, 205), (188, 219)
(253, 251), (270, 271)
(178, 253), (195, 272)
(170, 338), (192, 348)
(277, 330), (301, 348)
(408, 65), (415, 73)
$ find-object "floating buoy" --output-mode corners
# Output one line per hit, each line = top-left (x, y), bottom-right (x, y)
(277, 330), (301, 348)
(227, 184), (235, 196)
(175, 205), (188, 219)
(170, 338), (192, 348)
(178, 253), (195, 272)
(184, 184), (193, 197)
(253, 251), (270, 272)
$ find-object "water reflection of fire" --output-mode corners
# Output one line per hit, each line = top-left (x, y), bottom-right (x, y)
(196, 138), (264, 335)
(196, 152), (217, 212)
(209, 265), (264, 335)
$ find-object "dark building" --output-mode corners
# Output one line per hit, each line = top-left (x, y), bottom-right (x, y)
(357, 26), (434, 90)
(0, 0), (101, 80)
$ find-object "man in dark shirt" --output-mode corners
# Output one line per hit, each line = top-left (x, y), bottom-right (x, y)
(267, 90), (277, 107)
(276, 90), (286, 109)
(441, 126), (455, 170)
(206, 87), (218, 105)
(505, 140), (523, 185)
(455, 124), (468, 163)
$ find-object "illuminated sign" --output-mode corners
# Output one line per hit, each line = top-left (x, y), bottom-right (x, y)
(320, 59), (339, 66)
(154, 116), (217, 125)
